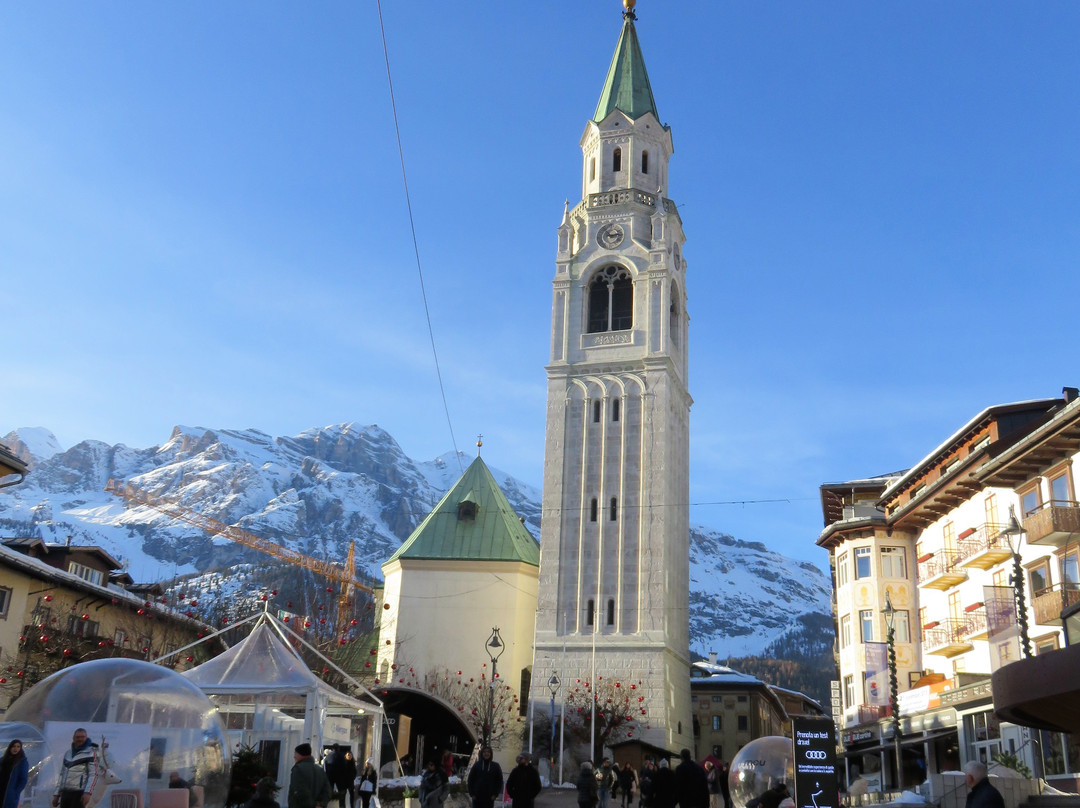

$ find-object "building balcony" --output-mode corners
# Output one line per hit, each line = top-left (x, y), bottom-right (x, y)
(955, 608), (988, 642)
(923, 618), (974, 657)
(1032, 583), (1080, 627)
(1023, 501), (1080, 548)
(957, 523), (1012, 570)
(918, 550), (968, 591)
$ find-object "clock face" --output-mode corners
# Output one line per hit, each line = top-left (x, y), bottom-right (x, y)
(597, 222), (625, 249)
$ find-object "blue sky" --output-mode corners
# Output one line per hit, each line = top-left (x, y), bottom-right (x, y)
(3, 2), (1079, 570)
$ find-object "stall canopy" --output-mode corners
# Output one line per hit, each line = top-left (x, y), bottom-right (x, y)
(165, 609), (384, 775)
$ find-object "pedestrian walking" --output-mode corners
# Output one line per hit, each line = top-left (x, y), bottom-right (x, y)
(964, 761), (1004, 808)
(506, 755), (542, 808)
(356, 760), (377, 808)
(597, 759), (615, 808)
(1, 740), (30, 808)
(52, 729), (99, 808)
(420, 761), (450, 808)
(290, 743), (332, 808)
(674, 750), (708, 808)
(577, 762), (599, 808)
(618, 763), (637, 808)
(651, 761), (675, 808)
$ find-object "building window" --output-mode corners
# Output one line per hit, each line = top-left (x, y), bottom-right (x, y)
(67, 562), (104, 587)
(893, 610), (911, 644)
(612, 399), (620, 422)
(737, 715), (748, 731)
(590, 158), (596, 181)
(1021, 486), (1041, 518)
(854, 547), (872, 579)
(587, 266), (633, 333)
(880, 547), (907, 578)
(839, 614), (851, 649)
(641, 150), (649, 174)
(711, 715), (721, 731)
(836, 553), (850, 587)
(114, 628), (128, 646)
(992, 567), (1008, 587)
(606, 599), (615, 626)
(590, 498), (598, 522)
(712, 696), (723, 703)
(1064, 548), (1079, 586)
(1029, 559), (1051, 595)
(736, 695), (747, 703)
(1049, 471), (1073, 505)
(964, 709), (1003, 764)
(610, 498), (617, 521)
(1036, 635), (1060, 655)
(859, 610), (874, 643)
(457, 500), (477, 521)
(943, 521), (956, 552)
(593, 400), (602, 423)
(985, 493), (999, 528)
(587, 600), (595, 627)
(843, 675), (855, 709)
(0, 587), (10, 619)
(613, 147), (622, 172)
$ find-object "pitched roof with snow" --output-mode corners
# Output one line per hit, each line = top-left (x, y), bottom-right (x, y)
(384, 456), (539, 567)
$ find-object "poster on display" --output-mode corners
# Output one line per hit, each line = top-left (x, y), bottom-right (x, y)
(37, 722), (152, 808)
(791, 717), (838, 808)
(863, 643), (889, 706)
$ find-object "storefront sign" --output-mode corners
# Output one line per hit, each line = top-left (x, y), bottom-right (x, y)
(792, 717), (839, 808)
(940, 680), (993, 707)
(842, 729), (874, 746)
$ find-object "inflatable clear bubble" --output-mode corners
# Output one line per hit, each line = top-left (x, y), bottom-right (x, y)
(1, 658), (229, 808)
(729, 735), (794, 808)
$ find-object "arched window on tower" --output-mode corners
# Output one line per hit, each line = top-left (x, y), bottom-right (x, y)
(590, 498), (598, 522)
(613, 147), (622, 172)
(670, 282), (681, 348)
(587, 599), (595, 627)
(606, 599), (615, 626)
(610, 497), (618, 521)
(642, 150), (649, 174)
(593, 400), (601, 423)
(587, 266), (633, 333)
(590, 158), (596, 181)
(612, 399), (620, 422)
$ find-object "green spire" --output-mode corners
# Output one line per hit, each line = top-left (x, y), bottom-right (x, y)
(593, 12), (659, 123)
(385, 456), (540, 566)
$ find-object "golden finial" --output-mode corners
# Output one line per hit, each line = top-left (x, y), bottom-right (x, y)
(623, 0), (637, 19)
(476, 434), (484, 456)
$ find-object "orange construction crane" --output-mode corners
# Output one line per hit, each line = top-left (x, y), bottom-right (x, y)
(105, 478), (370, 635)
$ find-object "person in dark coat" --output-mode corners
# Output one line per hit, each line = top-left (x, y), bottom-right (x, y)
(420, 761), (450, 808)
(964, 762), (1004, 808)
(339, 752), (358, 808)
(467, 747), (503, 808)
(674, 750), (708, 808)
(651, 761), (676, 808)
(244, 777), (280, 808)
(638, 761), (656, 808)
(746, 783), (788, 808)
(617, 763), (637, 808)
(577, 762), (599, 808)
(506, 755), (542, 808)
(1, 740), (30, 808)
(290, 743), (332, 808)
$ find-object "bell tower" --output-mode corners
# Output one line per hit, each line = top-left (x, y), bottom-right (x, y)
(533, 0), (692, 753)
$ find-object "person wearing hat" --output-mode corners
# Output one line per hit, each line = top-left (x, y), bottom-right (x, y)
(506, 755), (542, 808)
(467, 747), (503, 808)
(290, 743), (332, 808)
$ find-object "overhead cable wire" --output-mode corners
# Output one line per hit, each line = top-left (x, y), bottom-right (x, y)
(375, 0), (463, 474)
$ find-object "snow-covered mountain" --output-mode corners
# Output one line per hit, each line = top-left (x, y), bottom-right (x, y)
(0, 425), (830, 658)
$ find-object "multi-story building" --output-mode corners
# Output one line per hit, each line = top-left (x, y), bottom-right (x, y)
(689, 659), (787, 762)
(0, 537), (214, 711)
(819, 391), (1080, 793)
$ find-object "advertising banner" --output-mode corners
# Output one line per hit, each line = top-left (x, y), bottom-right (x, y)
(792, 717), (838, 808)
(863, 642), (889, 706)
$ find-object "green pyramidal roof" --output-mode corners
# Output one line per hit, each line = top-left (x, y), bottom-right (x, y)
(593, 16), (659, 123)
(385, 456), (540, 566)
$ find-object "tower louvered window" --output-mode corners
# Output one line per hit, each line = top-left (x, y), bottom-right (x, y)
(587, 266), (633, 333)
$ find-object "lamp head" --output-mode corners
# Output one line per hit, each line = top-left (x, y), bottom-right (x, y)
(548, 674), (560, 695)
(1000, 505), (1025, 554)
(883, 590), (896, 631)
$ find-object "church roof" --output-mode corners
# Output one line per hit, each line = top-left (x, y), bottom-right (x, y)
(385, 456), (540, 566)
(593, 14), (660, 123)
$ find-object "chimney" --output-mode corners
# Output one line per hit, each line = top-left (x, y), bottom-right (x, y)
(708, 651), (718, 665)
(65, 536), (72, 548)
(1063, 387), (1078, 404)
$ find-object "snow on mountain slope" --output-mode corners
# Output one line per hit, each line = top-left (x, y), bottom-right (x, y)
(0, 423), (829, 657)
(3, 428), (64, 467)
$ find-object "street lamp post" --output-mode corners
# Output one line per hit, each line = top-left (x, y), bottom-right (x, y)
(1000, 506), (1033, 658)
(548, 674), (560, 778)
(483, 627), (505, 750)
(882, 591), (903, 790)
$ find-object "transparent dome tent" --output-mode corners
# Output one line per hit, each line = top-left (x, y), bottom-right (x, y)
(1, 658), (230, 808)
(174, 610), (384, 800)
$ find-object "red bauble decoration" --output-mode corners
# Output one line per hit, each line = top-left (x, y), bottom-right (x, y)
(0, 678), (5, 684)
(272, 590), (278, 595)
(322, 668), (330, 674)
(283, 616), (291, 622)
(326, 587), (333, 593)
(384, 639), (391, 645)
(370, 649), (377, 656)
(16, 671), (24, 678)
(304, 621), (312, 628)
(137, 609), (145, 615)
(350, 619), (358, 626)
(383, 603), (390, 610)
(391, 664), (397, 670)
(186, 656), (194, 662)
(44, 594), (53, 602)
(319, 618), (326, 624)
(81, 613), (89, 620)
(365, 662), (371, 668)
(39, 635), (49, 642)
(142, 646), (150, 653)
(260, 595), (268, 601)
(287, 601), (293, 608)
(145, 601), (152, 608)
(63, 648), (71, 656)
(191, 600), (198, 606)
(98, 641), (106, 647)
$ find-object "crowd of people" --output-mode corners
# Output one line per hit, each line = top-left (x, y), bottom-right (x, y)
(576, 750), (731, 808)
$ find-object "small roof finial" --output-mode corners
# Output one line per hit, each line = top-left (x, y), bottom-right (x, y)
(623, 0), (637, 20)
(476, 434), (484, 456)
